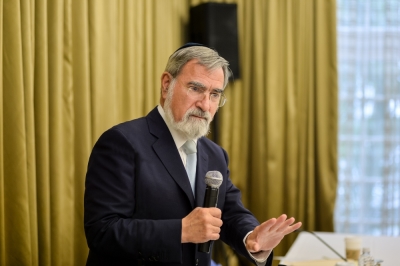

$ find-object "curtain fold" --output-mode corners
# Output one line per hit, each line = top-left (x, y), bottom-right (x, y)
(3, 0), (37, 265)
(0, 0), (4, 264)
(34, 0), (51, 265)
(71, 1), (91, 264)
(1, 0), (337, 265)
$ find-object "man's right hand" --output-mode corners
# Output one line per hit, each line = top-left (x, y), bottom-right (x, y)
(181, 207), (223, 243)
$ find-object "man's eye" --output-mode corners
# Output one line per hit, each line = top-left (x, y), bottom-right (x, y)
(190, 86), (199, 92)
(190, 86), (204, 94)
(210, 92), (221, 99)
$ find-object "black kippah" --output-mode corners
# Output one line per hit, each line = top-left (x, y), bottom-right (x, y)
(174, 42), (206, 53)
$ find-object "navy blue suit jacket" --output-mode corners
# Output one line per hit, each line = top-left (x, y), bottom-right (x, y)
(84, 107), (273, 266)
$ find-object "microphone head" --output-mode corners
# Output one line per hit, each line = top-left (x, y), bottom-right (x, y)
(205, 171), (223, 188)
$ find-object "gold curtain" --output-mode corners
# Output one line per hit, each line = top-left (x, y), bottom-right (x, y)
(220, 0), (338, 259)
(1, 0), (189, 265)
(0, 0), (337, 265)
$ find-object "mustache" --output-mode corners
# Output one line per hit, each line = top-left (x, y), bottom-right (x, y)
(184, 108), (212, 123)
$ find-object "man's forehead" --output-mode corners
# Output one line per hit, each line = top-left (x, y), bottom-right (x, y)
(180, 74), (224, 90)
(179, 60), (224, 81)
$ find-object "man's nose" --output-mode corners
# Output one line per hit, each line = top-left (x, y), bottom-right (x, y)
(196, 92), (212, 111)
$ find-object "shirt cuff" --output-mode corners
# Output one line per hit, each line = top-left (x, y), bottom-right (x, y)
(243, 231), (272, 264)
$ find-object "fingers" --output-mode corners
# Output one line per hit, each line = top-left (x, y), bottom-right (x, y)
(246, 214), (303, 252)
(205, 208), (223, 227)
(284, 221), (302, 235)
(268, 214), (287, 231)
(208, 207), (222, 219)
(181, 207), (223, 244)
(275, 215), (302, 235)
(276, 217), (295, 232)
(268, 214), (302, 235)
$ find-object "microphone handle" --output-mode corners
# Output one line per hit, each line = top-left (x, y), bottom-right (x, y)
(203, 186), (219, 207)
(198, 186), (219, 253)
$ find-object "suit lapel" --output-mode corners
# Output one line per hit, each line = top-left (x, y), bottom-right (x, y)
(147, 108), (195, 208)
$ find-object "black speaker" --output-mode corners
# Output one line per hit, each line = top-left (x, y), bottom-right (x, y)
(189, 3), (240, 79)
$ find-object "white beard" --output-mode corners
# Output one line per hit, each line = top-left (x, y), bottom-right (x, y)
(164, 83), (212, 140)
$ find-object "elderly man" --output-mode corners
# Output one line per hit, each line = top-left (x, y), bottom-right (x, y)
(84, 43), (301, 266)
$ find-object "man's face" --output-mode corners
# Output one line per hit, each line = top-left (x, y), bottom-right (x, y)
(161, 59), (225, 139)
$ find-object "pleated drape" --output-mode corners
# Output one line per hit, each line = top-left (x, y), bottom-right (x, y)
(1, 1), (190, 265)
(0, 0), (337, 265)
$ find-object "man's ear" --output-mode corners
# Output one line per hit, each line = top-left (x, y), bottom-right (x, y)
(161, 72), (172, 97)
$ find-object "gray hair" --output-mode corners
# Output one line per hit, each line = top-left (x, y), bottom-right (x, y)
(164, 46), (231, 88)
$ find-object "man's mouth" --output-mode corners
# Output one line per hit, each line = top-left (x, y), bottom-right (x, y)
(186, 109), (211, 123)
(190, 115), (205, 119)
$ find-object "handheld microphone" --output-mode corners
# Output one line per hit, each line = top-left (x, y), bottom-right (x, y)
(198, 171), (223, 253)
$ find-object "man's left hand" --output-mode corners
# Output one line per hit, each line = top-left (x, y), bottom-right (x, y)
(245, 214), (302, 253)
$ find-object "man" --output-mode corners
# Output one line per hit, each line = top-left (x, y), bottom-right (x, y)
(84, 43), (302, 266)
